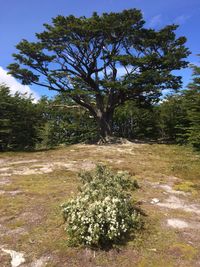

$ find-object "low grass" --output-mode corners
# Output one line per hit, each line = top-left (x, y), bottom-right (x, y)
(0, 142), (200, 266)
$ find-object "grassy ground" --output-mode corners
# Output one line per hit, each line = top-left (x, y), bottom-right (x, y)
(0, 142), (200, 266)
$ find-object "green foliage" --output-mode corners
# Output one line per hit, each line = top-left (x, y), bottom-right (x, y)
(182, 64), (200, 149)
(37, 94), (98, 147)
(0, 84), (44, 151)
(158, 95), (189, 143)
(156, 60), (200, 150)
(8, 9), (190, 139)
(61, 165), (141, 248)
(2, 55), (200, 149)
(113, 101), (159, 140)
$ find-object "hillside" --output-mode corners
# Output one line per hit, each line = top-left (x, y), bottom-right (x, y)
(0, 142), (200, 267)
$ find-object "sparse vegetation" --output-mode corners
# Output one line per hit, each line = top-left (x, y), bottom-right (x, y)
(0, 143), (200, 266)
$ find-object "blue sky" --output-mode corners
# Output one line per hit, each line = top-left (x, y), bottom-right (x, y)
(0, 0), (200, 99)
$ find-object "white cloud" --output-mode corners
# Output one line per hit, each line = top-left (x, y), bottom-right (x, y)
(0, 66), (40, 102)
(174, 15), (190, 25)
(148, 14), (162, 28)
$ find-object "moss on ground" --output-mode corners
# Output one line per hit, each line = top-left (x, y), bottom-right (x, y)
(173, 181), (198, 195)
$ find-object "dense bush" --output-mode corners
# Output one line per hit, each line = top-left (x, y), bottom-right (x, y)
(113, 101), (160, 140)
(183, 64), (200, 150)
(158, 95), (189, 143)
(37, 94), (98, 147)
(61, 165), (142, 248)
(0, 85), (44, 151)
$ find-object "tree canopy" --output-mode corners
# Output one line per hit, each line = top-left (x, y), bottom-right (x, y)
(0, 84), (44, 150)
(183, 62), (200, 149)
(8, 9), (190, 141)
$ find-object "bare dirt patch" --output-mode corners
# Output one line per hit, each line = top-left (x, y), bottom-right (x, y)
(157, 195), (200, 214)
(0, 159), (96, 176)
(0, 143), (200, 266)
(30, 255), (52, 267)
(153, 183), (188, 196)
(167, 218), (200, 231)
(0, 177), (11, 185)
(0, 190), (23, 196)
(167, 218), (189, 229)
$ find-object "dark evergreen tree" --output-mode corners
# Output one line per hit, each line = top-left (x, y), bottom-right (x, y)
(40, 94), (98, 146)
(0, 84), (44, 150)
(183, 63), (200, 149)
(158, 95), (189, 142)
(0, 85), (13, 150)
(8, 9), (189, 142)
(113, 101), (159, 140)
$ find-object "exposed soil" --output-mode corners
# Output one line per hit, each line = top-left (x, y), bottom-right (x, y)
(0, 142), (200, 266)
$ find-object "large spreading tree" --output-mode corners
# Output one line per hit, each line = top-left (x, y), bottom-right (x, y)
(8, 9), (190, 141)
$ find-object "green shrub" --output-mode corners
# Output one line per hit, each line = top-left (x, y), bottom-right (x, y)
(61, 165), (142, 248)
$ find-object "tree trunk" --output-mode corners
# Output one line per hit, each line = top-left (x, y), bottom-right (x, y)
(96, 111), (114, 143)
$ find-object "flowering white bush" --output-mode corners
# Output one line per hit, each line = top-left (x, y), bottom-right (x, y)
(61, 165), (142, 247)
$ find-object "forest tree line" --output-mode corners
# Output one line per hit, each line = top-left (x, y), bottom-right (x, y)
(0, 62), (200, 151)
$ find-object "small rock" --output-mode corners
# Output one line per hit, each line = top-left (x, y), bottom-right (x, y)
(1, 248), (25, 267)
(148, 248), (157, 252)
(151, 198), (160, 204)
